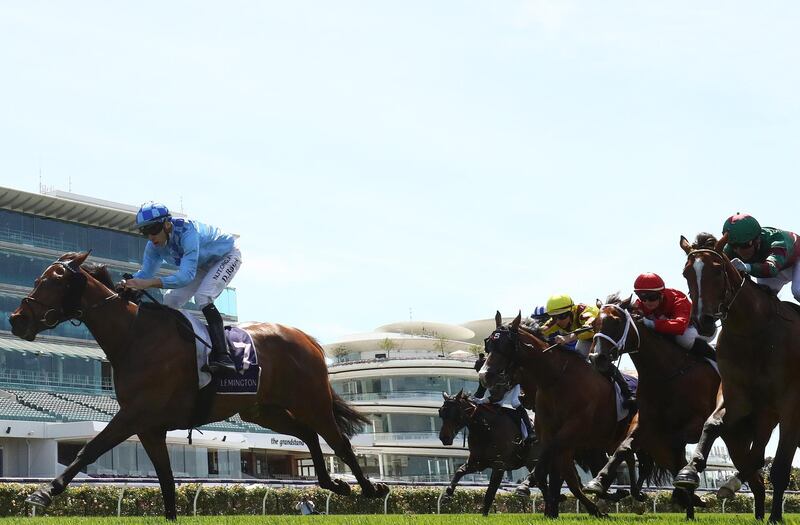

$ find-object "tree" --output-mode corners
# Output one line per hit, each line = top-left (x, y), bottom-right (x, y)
(434, 336), (449, 357)
(331, 345), (349, 363)
(378, 338), (397, 359)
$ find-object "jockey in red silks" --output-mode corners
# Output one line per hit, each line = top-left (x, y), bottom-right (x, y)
(120, 202), (240, 374)
(632, 273), (716, 361)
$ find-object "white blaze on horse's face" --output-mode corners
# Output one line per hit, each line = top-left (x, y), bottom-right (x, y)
(693, 258), (704, 317)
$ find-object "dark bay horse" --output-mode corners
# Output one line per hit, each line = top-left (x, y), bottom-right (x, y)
(673, 235), (796, 522)
(8, 252), (388, 520)
(438, 391), (539, 516)
(584, 296), (765, 519)
(480, 312), (637, 518)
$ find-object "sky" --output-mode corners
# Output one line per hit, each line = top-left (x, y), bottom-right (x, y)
(2, 1), (800, 460)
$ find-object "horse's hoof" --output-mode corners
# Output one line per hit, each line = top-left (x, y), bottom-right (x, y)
(717, 486), (734, 500)
(515, 485), (531, 497)
(584, 478), (608, 496)
(26, 489), (52, 508)
(331, 478), (351, 496)
(674, 468), (700, 490)
(373, 482), (390, 497)
(604, 488), (630, 502)
(633, 492), (648, 503)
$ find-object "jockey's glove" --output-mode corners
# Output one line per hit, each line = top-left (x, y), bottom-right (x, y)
(730, 258), (751, 273)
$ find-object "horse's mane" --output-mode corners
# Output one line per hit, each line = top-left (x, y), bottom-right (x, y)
(58, 252), (115, 289)
(605, 292), (623, 306)
(692, 232), (718, 250)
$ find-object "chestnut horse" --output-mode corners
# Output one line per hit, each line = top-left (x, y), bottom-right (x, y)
(584, 296), (767, 519)
(480, 312), (638, 518)
(438, 390), (539, 516)
(8, 252), (387, 520)
(673, 235), (797, 522)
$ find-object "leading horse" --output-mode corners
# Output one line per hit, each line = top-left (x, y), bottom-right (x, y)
(8, 252), (388, 520)
(480, 312), (639, 518)
(673, 235), (796, 522)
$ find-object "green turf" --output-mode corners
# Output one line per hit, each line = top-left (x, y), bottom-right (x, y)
(1, 515), (798, 525)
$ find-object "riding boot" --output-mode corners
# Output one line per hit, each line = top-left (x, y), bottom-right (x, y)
(611, 365), (637, 410)
(516, 405), (536, 445)
(202, 304), (237, 374)
(689, 338), (717, 362)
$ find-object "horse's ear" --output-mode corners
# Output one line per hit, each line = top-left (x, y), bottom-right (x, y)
(442, 391), (449, 400)
(457, 388), (464, 398)
(621, 294), (633, 310)
(714, 232), (729, 254)
(596, 298), (603, 309)
(67, 251), (90, 270)
(495, 311), (502, 327)
(511, 311), (521, 330)
(680, 235), (692, 254)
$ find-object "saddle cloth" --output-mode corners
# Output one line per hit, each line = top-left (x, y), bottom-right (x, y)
(614, 373), (639, 422)
(179, 310), (260, 394)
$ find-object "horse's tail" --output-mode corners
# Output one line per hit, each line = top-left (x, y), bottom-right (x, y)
(640, 453), (672, 488)
(331, 391), (370, 438)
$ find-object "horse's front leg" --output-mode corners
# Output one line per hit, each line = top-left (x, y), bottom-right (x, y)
(446, 460), (479, 497)
(481, 469), (505, 517)
(675, 400), (726, 489)
(138, 429), (177, 520)
(26, 412), (136, 509)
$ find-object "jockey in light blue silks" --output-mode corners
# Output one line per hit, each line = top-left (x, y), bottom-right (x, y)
(120, 202), (240, 374)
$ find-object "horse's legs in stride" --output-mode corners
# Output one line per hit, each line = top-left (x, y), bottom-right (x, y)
(318, 422), (388, 497)
(481, 469), (504, 517)
(676, 403), (725, 489)
(560, 454), (603, 517)
(138, 429), (177, 521)
(587, 431), (637, 495)
(768, 411), (800, 523)
(446, 462), (478, 497)
(26, 413), (135, 508)
(243, 405), (349, 495)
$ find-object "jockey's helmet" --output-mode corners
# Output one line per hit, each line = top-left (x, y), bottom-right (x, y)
(531, 305), (548, 319)
(136, 202), (171, 229)
(546, 294), (574, 316)
(633, 273), (665, 292)
(722, 213), (761, 244)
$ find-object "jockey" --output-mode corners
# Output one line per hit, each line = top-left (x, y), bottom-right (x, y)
(722, 213), (800, 301)
(542, 295), (636, 408)
(120, 202), (240, 374)
(530, 305), (549, 324)
(472, 354), (535, 445)
(632, 273), (716, 361)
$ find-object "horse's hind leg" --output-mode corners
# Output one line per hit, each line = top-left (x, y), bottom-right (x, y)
(560, 453), (603, 518)
(241, 405), (350, 496)
(138, 429), (177, 520)
(315, 418), (389, 498)
(26, 412), (135, 510)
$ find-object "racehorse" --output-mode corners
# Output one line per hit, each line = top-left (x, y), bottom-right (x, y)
(673, 234), (796, 522)
(8, 252), (388, 520)
(479, 312), (638, 518)
(438, 390), (539, 516)
(584, 295), (761, 519)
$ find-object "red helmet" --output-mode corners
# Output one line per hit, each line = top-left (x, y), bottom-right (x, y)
(634, 273), (665, 292)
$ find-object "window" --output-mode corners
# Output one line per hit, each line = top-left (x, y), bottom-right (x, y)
(297, 458), (315, 477)
(207, 449), (219, 475)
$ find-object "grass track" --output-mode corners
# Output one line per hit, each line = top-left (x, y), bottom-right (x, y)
(1, 515), (797, 525)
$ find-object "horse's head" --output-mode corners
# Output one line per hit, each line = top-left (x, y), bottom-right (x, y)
(588, 295), (637, 374)
(438, 390), (470, 445)
(9, 252), (92, 341)
(478, 311), (522, 398)
(680, 234), (739, 333)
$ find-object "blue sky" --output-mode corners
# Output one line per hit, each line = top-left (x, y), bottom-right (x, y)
(2, 1), (799, 458)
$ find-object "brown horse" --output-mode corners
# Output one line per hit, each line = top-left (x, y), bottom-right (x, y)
(8, 252), (388, 520)
(438, 390), (539, 516)
(584, 295), (765, 519)
(480, 312), (637, 518)
(673, 235), (795, 522)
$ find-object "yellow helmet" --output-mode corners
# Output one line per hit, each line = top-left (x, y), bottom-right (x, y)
(546, 294), (574, 316)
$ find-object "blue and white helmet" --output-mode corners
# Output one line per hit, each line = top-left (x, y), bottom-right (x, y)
(531, 305), (548, 319)
(136, 202), (171, 228)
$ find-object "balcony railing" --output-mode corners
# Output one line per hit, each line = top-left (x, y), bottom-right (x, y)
(0, 368), (112, 393)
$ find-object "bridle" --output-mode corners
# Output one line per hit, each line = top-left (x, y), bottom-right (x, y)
(483, 328), (520, 392)
(20, 260), (120, 329)
(592, 304), (640, 359)
(686, 249), (745, 321)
